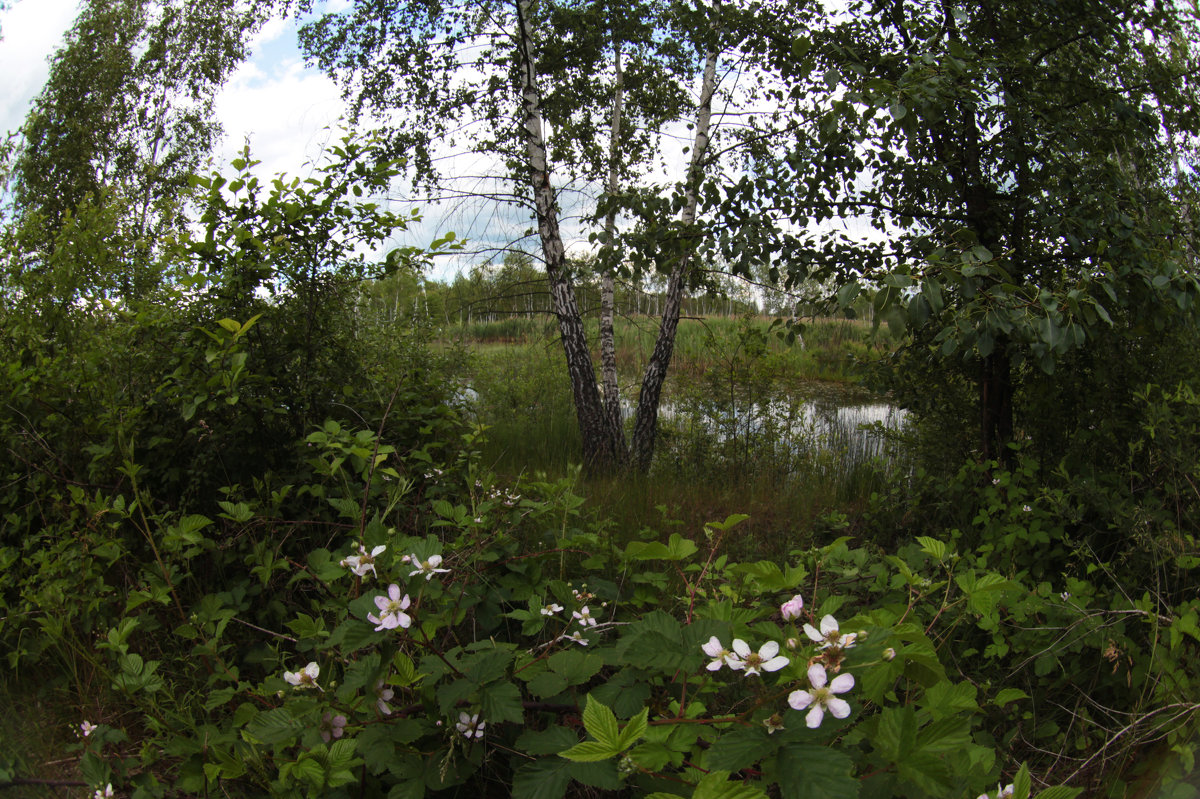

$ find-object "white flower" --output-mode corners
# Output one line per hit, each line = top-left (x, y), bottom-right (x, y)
(456, 712), (485, 739)
(368, 584), (413, 630)
(701, 636), (734, 671)
(978, 784), (1015, 799)
(780, 594), (805, 621)
(79, 720), (96, 738)
(92, 785), (114, 799)
(566, 631), (589, 646)
(787, 663), (854, 728)
(375, 680), (394, 715)
(803, 614), (857, 650)
(726, 639), (790, 677)
(283, 662), (321, 690)
(340, 544), (386, 579)
(540, 602), (564, 616)
(1022, 505), (1032, 513)
(409, 553), (450, 581)
(572, 606), (598, 627)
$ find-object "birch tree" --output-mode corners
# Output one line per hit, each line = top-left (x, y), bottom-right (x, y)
(297, 0), (719, 472)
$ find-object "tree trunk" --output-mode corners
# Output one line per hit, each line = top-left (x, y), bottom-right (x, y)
(599, 41), (627, 450)
(515, 0), (623, 472)
(631, 46), (719, 471)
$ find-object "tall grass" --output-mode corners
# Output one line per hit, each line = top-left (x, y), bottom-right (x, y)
(457, 323), (906, 548)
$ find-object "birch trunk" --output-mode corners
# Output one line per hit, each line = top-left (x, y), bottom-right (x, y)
(599, 42), (626, 450)
(631, 46), (719, 471)
(515, 0), (623, 471)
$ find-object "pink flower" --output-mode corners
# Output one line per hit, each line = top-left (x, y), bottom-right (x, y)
(368, 584), (413, 630)
(787, 663), (854, 728)
(780, 594), (805, 621)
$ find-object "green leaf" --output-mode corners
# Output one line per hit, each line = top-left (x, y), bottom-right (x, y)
(512, 758), (573, 799)
(1014, 764), (1033, 799)
(582, 695), (621, 749)
(993, 688), (1029, 707)
(707, 724), (777, 771)
(1033, 787), (1084, 799)
(559, 740), (620, 763)
(915, 536), (948, 561)
(243, 707), (304, 745)
(777, 744), (859, 799)
(527, 669), (569, 698)
(568, 760), (623, 790)
(479, 680), (525, 724)
(615, 707), (649, 750)
(694, 771), (769, 799)
(547, 650), (604, 685)
(517, 726), (577, 756)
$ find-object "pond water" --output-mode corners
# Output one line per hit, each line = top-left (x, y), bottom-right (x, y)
(642, 384), (908, 472)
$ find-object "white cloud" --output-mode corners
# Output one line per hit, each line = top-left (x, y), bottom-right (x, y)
(0, 0), (80, 134)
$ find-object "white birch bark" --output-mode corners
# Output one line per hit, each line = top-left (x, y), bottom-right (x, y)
(515, 0), (623, 470)
(632, 44), (719, 470)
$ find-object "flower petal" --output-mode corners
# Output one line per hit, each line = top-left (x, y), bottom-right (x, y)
(820, 614), (839, 636)
(807, 663), (828, 689)
(759, 640), (780, 659)
(827, 696), (852, 719)
(701, 636), (723, 657)
(829, 673), (855, 694)
(762, 655), (790, 672)
(805, 704), (825, 728)
(787, 689), (814, 710)
(731, 639), (751, 658)
(803, 623), (824, 643)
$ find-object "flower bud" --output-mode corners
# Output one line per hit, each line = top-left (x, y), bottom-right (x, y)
(882, 647), (896, 661)
(780, 594), (805, 621)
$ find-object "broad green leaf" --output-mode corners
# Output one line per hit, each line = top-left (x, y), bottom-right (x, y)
(706, 724), (777, 771)
(479, 680), (525, 724)
(559, 740), (620, 763)
(1033, 787), (1084, 799)
(242, 707), (303, 745)
(777, 745), (859, 799)
(582, 695), (621, 748)
(512, 758), (571, 799)
(694, 770), (769, 799)
(615, 707), (649, 750)
(915, 536), (948, 561)
(568, 760), (622, 790)
(993, 688), (1029, 707)
(516, 726), (577, 756)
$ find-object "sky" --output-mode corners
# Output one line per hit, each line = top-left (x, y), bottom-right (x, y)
(0, 0), (481, 281)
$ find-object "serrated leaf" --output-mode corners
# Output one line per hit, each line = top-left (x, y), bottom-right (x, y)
(569, 760), (622, 790)
(616, 707), (649, 750)
(694, 770), (769, 799)
(512, 758), (571, 799)
(778, 744), (859, 799)
(1033, 787), (1084, 799)
(915, 536), (948, 560)
(582, 695), (621, 748)
(517, 726), (577, 755)
(479, 680), (524, 724)
(528, 670), (569, 698)
(242, 707), (303, 745)
(707, 724), (777, 771)
(559, 740), (620, 762)
(1014, 764), (1033, 799)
